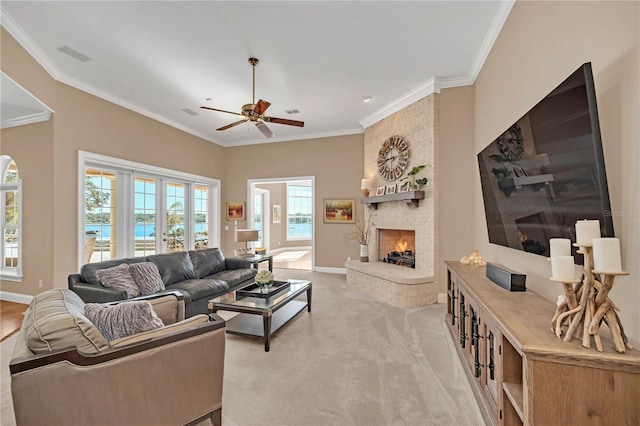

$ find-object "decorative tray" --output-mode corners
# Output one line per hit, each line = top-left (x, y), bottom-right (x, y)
(236, 280), (291, 299)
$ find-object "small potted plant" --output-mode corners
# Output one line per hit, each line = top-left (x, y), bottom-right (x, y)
(401, 165), (429, 190)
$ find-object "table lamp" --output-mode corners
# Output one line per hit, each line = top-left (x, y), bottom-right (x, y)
(361, 178), (372, 197)
(235, 229), (259, 254)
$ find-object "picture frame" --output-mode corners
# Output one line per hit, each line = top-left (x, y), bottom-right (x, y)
(323, 199), (355, 223)
(385, 184), (396, 195)
(226, 202), (245, 221)
(375, 186), (385, 196)
(272, 204), (281, 224)
(398, 181), (410, 193)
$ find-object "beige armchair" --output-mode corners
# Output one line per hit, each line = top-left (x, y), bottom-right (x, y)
(9, 289), (225, 426)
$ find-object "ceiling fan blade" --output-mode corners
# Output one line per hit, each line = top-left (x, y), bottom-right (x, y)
(253, 99), (271, 115)
(264, 116), (305, 127)
(200, 106), (242, 116)
(255, 121), (274, 138)
(217, 120), (247, 131)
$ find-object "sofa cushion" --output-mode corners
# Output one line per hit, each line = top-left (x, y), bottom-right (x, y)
(85, 300), (164, 342)
(80, 257), (148, 285)
(167, 278), (229, 301)
(209, 268), (257, 287)
(146, 252), (197, 286)
(96, 263), (140, 298)
(22, 289), (109, 354)
(129, 262), (165, 295)
(189, 248), (226, 279)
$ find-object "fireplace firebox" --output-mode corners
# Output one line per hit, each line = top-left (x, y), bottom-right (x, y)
(378, 229), (416, 268)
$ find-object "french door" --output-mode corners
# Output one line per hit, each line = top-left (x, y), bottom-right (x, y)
(81, 152), (219, 266)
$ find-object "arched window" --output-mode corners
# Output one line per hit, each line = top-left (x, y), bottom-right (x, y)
(1, 155), (22, 281)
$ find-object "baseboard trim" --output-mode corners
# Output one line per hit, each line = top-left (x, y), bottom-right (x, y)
(0, 290), (33, 305)
(437, 292), (447, 304)
(314, 266), (346, 274)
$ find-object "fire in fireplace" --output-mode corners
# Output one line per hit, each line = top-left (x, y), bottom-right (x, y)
(378, 229), (416, 268)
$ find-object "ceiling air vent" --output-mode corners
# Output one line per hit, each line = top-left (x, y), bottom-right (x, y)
(285, 109), (300, 115)
(56, 45), (91, 62)
(181, 108), (199, 116)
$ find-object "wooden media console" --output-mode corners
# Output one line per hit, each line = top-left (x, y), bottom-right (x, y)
(445, 261), (640, 425)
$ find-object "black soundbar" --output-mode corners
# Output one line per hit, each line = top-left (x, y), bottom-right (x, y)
(486, 262), (526, 292)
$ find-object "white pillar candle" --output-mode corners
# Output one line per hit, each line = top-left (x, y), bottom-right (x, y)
(575, 220), (601, 245)
(551, 256), (576, 281)
(592, 238), (622, 272)
(549, 238), (571, 257)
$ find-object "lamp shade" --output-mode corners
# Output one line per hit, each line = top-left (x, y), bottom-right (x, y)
(361, 178), (372, 190)
(235, 229), (259, 243)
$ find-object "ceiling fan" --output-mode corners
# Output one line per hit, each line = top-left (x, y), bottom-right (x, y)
(200, 57), (304, 138)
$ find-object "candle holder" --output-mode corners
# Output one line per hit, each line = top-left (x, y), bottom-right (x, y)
(549, 244), (631, 353)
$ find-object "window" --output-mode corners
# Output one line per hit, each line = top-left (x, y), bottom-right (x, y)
(1, 156), (22, 281)
(287, 182), (312, 240)
(80, 152), (220, 265)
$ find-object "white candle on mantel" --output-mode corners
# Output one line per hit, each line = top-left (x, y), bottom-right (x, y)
(549, 238), (571, 257)
(592, 238), (623, 273)
(575, 219), (601, 246)
(551, 256), (577, 281)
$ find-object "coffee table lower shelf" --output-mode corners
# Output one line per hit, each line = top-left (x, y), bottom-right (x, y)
(225, 300), (308, 351)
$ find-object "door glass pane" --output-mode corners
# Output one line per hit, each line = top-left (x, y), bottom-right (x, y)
(287, 183), (312, 240)
(194, 185), (209, 250)
(134, 177), (156, 256)
(85, 169), (117, 263)
(254, 193), (263, 246)
(165, 182), (185, 252)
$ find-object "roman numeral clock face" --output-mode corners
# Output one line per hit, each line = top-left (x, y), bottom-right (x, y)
(377, 135), (409, 181)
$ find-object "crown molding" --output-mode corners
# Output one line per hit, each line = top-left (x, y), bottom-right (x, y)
(1, 111), (52, 129)
(359, 77), (438, 129)
(222, 127), (363, 148)
(0, 9), (60, 80)
(468, 0), (515, 82)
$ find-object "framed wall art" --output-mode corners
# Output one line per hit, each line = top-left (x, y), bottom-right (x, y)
(385, 184), (396, 195)
(226, 202), (245, 221)
(323, 199), (355, 223)
(375, 186), (385, 196)
(272, 204), (281, 224)
(398, 181), (410, 193)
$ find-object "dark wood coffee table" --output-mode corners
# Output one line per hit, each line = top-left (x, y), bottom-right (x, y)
(208, 279), (311, 352)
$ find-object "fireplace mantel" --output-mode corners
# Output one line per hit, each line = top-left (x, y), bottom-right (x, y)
(360, 190), (425, 209)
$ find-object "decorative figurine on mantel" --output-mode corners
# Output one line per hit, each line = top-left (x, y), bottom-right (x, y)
(460, 249), (486, 267)
(549, 220), (631, 353)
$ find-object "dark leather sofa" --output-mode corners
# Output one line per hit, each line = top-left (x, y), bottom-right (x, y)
(68, 248), (257, 317)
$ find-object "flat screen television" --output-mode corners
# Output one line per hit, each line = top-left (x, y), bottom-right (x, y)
(477, 62), (614, 263)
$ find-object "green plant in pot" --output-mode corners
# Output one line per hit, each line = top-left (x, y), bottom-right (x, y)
(401, 165), (429, 190)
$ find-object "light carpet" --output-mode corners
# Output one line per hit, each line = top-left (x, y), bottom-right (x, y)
(1, 269), (484, 426)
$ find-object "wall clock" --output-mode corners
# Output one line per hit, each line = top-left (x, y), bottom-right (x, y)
(377, 135), (409, 181)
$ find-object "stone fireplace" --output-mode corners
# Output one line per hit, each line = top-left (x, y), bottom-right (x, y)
(344, 93), (438, 308)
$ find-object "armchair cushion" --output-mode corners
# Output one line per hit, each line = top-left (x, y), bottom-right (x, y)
(96, 263), (140, 298)
(23, 289), (109, 354)
(85, 300), (164, 341)
(129, 261), (165, 295)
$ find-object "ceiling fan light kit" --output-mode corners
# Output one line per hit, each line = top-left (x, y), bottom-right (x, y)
(200, 57), (304, 138)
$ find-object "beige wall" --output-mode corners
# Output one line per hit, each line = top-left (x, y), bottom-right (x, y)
(472, 0), (639, 343)
(224, 135), (364, 268)
(438, 85), (475, 293)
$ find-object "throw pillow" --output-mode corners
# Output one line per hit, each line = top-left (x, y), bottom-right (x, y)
(84, 300), (164, 342)
(129, 262), (165, 295)
(95, 263), (140, 298)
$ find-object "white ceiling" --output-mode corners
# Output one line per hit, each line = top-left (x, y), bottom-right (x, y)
(1, 1), (513, 147)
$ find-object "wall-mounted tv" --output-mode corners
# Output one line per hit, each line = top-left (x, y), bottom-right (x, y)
(477, 62), (614, 263)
